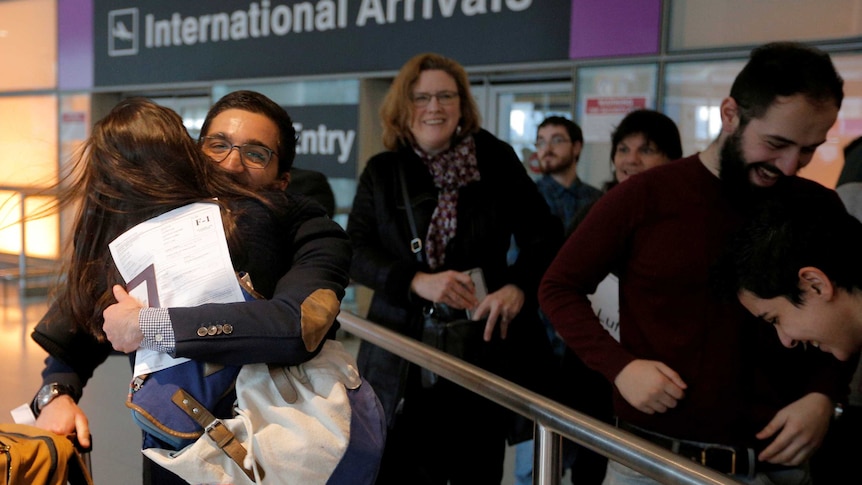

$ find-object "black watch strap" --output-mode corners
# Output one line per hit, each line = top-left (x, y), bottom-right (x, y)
(32, 383), (76, 417)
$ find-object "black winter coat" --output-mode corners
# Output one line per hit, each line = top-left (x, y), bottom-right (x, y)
(347, 129), (563, 423)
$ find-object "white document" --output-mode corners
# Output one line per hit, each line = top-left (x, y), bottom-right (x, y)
(587, 274), (621, 342)
(107, 202), (245, 376)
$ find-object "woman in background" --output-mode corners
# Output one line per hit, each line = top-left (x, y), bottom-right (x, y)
(347, 52), (562, 484)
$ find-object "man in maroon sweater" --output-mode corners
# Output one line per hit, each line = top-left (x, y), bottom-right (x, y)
(540, 42), (848, 484)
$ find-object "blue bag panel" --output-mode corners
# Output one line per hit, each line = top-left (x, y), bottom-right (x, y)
(326, 377), (387, 485)
(129, 360), (240, 450)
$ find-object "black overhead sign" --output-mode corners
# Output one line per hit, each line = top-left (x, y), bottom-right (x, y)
(288, 104), (358, 179)
(94, 0), (572, 87)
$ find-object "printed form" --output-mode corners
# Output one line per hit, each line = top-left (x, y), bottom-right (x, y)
(107, 202), (244, 376)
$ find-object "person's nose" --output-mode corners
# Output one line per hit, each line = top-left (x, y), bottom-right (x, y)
(774, 148), (807, 176)
(619, 150), (639, 166)
(774, 325), (799, 349)
(219, 147), (245, 174)
(425, 96), (443, 111)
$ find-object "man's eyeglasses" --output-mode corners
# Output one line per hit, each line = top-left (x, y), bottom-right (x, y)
(535, 135), (572, 150)
(411, 91), (459, 108)
(201, 136), (277, 169)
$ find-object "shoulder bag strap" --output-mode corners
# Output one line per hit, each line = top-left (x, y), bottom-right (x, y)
(398, 163), (425, 264)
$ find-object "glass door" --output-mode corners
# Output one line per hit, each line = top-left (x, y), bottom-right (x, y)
(485, 83), (574, 180)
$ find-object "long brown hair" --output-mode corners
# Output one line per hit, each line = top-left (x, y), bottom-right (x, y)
(52, 97), (265, 337)
(380, 52), (481, 151)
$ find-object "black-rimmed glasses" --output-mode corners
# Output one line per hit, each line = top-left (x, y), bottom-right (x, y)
(201, 136), (277, 169)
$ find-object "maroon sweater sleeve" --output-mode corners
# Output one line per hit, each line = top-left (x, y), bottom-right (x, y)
(539, 172), (643, 383)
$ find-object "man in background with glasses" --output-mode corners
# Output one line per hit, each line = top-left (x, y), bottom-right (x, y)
(514, 116), (603, 485)
(534, 116), (602, 229)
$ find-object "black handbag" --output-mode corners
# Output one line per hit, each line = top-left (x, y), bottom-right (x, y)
(398, 164), (484, 388)
(420, 304), (484, 388)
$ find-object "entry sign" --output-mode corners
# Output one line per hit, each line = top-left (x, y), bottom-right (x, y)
(288, 104), (358, 179)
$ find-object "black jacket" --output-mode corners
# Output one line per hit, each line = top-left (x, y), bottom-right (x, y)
(347, 129), (563, 422)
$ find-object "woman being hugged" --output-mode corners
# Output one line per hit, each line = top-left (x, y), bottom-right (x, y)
(35, 98), (380, 484)
(347, 52), (563, 484)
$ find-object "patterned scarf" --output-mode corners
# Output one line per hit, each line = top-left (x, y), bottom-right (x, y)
(415, 135), (481, 269)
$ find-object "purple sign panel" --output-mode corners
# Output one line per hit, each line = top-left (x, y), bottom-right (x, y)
(59, 0), (95, 90)
(569, 0), (661, 59)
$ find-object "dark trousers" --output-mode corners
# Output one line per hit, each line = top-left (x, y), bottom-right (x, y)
(557, 348), (613, 485)
(142, 453), (186, 484)
(374, 370), (507, 485)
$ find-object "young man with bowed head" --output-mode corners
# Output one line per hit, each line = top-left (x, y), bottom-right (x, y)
(715, 196), (862, 362)
(540, 42), (849, 484)
(30, 91), (353, 484)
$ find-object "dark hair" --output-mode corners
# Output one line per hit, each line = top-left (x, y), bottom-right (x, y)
(54, 98), (264, 336)
(380, 52), (481, 151)
(713, 194), (862, 305)
(200, 90), (297, 174)
(730, 42), (844, 123)
(538, 116), (583, 145)
(610, 109), (682, 162)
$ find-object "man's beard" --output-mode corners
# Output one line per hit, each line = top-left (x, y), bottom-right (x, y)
(540, 155), (574, 176)
(719, 128), (774, 207)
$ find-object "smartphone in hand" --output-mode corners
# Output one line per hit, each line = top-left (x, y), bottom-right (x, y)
(464, 267), (487, 319)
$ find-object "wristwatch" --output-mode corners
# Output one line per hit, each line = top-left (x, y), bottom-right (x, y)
(33, 383), (75, 416)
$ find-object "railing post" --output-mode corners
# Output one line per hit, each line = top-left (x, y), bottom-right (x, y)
(18, 192), (26, 297)
(534, 422), (562, 485)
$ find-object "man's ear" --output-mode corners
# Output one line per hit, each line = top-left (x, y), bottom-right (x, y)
(276, 171), (290, 191)
(799, 266), (834, 300)
(571, 140), (583, 163)
(719, 97), (740, 135)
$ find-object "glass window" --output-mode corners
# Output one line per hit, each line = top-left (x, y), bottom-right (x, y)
(0, 96), (59, 188)
(491, 84), (573, 178)
(0, 0), (57, 90)
(576, 64), (658, 187)
(0, 193), (58, 258)
(663, 60), (744, 155)
(151, 96), (211, 140)
(669, 0), (862, 51)
(823, 54), (862, 188)
(0, 95), (59, 258)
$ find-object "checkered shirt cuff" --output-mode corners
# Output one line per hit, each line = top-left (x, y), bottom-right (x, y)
(139, 307), (176, 354)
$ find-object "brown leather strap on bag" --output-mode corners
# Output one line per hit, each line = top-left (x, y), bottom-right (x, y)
(171, 389), (264, 481)
(268, 364), (299, 404)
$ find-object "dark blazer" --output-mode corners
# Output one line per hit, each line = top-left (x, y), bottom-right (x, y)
(347, 129), (563, 422)
(32, 193), (351, 396)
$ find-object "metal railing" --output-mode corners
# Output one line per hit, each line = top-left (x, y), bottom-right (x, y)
(337, 311), (741, 485)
